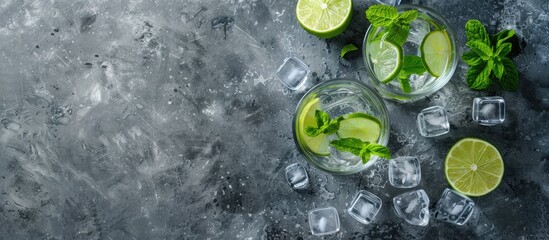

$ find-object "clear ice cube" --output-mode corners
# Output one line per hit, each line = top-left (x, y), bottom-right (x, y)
(417, 106), (450, 137)
(375, 0), (402, 6)
(347, 190), (383, 224)
(285, 163), (309, 190)
(434, 188), (475, 225)
(275, 57), (309, 90)
(308, 207), (340, 236)
(393, 189), (430, 226)
(472, 97), (505, 126)
(388, 156), (421, 188)
(408, 19), (430, 46)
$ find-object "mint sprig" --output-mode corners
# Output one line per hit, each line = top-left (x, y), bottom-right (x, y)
(304, 110), (344, 137)
(365, 5), (418, 46)
(462, 19), (519, 91)
(330, 138), (391, 164)
(397, 56), (427, 93)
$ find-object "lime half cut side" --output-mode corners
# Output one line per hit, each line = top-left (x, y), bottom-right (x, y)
(421, 30), (451, 78)
(444, 138), (504, 197)
(337, 113), (382, 143)
(368, 39), (403, 83)
(298, 98), (330, 156)
(296, 0), (353, 39)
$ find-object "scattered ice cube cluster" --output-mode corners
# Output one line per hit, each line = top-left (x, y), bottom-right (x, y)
(393, 189), (431, 226)
(434, 188), (476, 225)
(388, 156), (421, 188)
(308, 207), (340, 236)
(285, 163), (309, 190)
(375, 0), (402, 6)
(275, 57), (309, 90)
(472, 96), (505, 126)
(417, 106), (450, 137)
(347, 190), (383, 224)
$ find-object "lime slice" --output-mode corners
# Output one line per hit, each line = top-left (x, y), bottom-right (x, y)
(420, 30), (451, 78)
(445, 138), (504, 197)
(298, 98), (330, 156)
(337, 113), (382, 143)
(296, 0), (353, 39)
(368, 40), (403, 83)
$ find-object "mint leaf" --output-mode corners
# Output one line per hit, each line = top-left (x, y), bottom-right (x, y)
(395, 10), (418, 24)
(499, 57), (519, 91)
(492, 57), (504, 79)
(466, 60), (493, 90)
(386, 24), (410, 46)
(359, 148), (371, 164)
(466, 41), (493, 60)
(495, 42), (512, 57)
(304, 126), (321, 137)
(340, 44), (358, 58)
(494, 29), (515, 47)
(465, 20), (490, 45)
(365, 143), (392, 159)
(366, 5), (398, 27)
(461, 51), (484, 66)
(315, 110), (330, 128)
(330, 138), (367, 156)
(398, 77), (412, 93)
(400, 56), (426, 75)
(321, 116), (344, 135)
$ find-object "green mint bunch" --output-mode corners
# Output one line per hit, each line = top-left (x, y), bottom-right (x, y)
(462, 20), (519, 91)
(365, 5), (418, 46)
(397, 56), (426, 93)
(304, 110), (391, 164)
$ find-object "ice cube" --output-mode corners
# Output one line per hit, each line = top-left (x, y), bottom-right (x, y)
(393, 189), (430, 226)
(408, 18), (430, 46)
(388, 157), (421, 188)
(417, 106), (450, 137)
(375, 0), (401, 6)
(472, 97), (505, 126)
(434, 188), (475, 225)
(308, 207), (340, 236)
(276, 57), (309, 90)
(347, 190), (383, 224)
(285, 163), (309, 190)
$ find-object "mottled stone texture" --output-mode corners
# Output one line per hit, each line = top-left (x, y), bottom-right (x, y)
(0, 0), (548, 239)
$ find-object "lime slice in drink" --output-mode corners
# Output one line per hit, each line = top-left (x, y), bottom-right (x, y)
(296, 0), (353, 39)
(420, 30), (451, 78)
(445, 138), (504, 197)
(298, 98), (330, 156)
(337, 113), (382, 143)
(368, 40), (403, 83)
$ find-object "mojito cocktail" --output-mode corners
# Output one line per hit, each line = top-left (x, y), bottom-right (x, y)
(363, 4), (458, 102)
(292, 79), (390, 175)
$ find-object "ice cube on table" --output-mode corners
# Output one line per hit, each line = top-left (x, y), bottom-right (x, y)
(308, 207), (340, 236)
(375, 0), (401, 6)
(417, 106), (450, 137)
(472, 97), (505, 126)
(434, 188), (475, 225)
(347, 190), (383, 224)
(393, 189), (430, 226)
(275, 57), (309, 90)
(285, 163), (309, 190)
(388, 156), (421, 188)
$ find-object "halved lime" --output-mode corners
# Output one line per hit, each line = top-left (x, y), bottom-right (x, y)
(368, 40), (403, 83)
(420, 30), (451, 78)
(445, 138), (504, 197)
(296, 0), (353, 39)
(298, 98), (330, 156)
(337, 113), (382, 143)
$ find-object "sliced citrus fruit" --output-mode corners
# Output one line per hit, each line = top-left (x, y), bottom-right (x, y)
(444, 138), (504, 197)
(298, 98), (330, 156)
(296, 0), (353, 39)
(337, 112), (382, 143)
(368, 39), (403, 83)
(420, 30), (451, 78)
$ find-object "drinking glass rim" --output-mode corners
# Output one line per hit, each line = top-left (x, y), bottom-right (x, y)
(362, 4), (458, 101)
(291, 78), (391, 175)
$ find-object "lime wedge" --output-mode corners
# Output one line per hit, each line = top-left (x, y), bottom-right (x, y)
(298, 98), (330, 156)
(296, 0), (353, 39)
(445, 138), (504, 197)
(368, 40), (403, 83)
(420, 30), (451, 78)
(337, 113), (382, 143)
